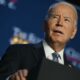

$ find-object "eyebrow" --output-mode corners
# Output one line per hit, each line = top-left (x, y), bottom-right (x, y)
(48, 13), (59, 17)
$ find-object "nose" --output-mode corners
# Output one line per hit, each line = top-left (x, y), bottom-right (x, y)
(56, 16), (63, 27)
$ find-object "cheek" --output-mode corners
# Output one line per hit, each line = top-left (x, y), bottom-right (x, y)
(49, 30), (53, 37)
(64, 28), (74, 39)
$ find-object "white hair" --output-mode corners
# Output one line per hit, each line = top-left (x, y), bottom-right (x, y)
(45, 1), (78, 26)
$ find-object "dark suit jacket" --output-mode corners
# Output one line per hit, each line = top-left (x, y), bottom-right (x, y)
(0, 42), (71, 80)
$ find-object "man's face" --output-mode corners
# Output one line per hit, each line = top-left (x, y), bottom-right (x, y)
(44, 4), (77, 44)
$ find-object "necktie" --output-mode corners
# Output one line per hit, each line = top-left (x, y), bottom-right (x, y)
(52, 52), (60, 62)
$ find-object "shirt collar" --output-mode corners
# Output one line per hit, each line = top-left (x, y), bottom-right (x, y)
(43, 40), (55, 57)
(42, 40), (64, 64)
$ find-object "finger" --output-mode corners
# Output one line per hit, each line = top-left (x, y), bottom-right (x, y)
(18, 70), (26, 80)
(10, 72), (20, 80)
(9, 69), (28, 80)
(15, 72), (21, 80)
(22, 69), (29, 77)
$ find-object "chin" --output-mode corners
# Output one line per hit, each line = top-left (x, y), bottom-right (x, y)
(51, 38), (65, 43)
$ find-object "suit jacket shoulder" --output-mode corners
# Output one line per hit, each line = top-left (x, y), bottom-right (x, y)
(0, 42), (45, 79)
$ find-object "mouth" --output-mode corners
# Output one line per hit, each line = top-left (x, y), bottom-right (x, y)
(53, 30), (63, 34)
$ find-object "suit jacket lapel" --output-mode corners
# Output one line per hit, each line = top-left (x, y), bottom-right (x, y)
(64, 53), (69, 66)
(64, 52), (73, 68)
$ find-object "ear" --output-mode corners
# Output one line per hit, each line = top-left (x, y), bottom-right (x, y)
(70, 26), (77, 39)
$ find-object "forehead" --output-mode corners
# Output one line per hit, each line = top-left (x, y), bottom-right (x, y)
(49, 4), (76, 19)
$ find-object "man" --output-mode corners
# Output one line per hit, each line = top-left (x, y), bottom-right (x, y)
(0, 1), (78, 80)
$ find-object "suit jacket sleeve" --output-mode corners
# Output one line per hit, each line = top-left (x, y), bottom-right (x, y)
(0, 44), (38, 79)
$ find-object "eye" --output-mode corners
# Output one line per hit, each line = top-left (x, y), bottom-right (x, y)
(64, 18), (70, 22)
(52, 16), (58, 19)
(51, 15), (59, 19)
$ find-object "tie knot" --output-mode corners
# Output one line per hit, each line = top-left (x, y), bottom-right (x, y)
(52, 52), (60, 62)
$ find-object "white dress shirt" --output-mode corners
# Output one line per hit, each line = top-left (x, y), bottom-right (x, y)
(43, 40), (64, 65)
